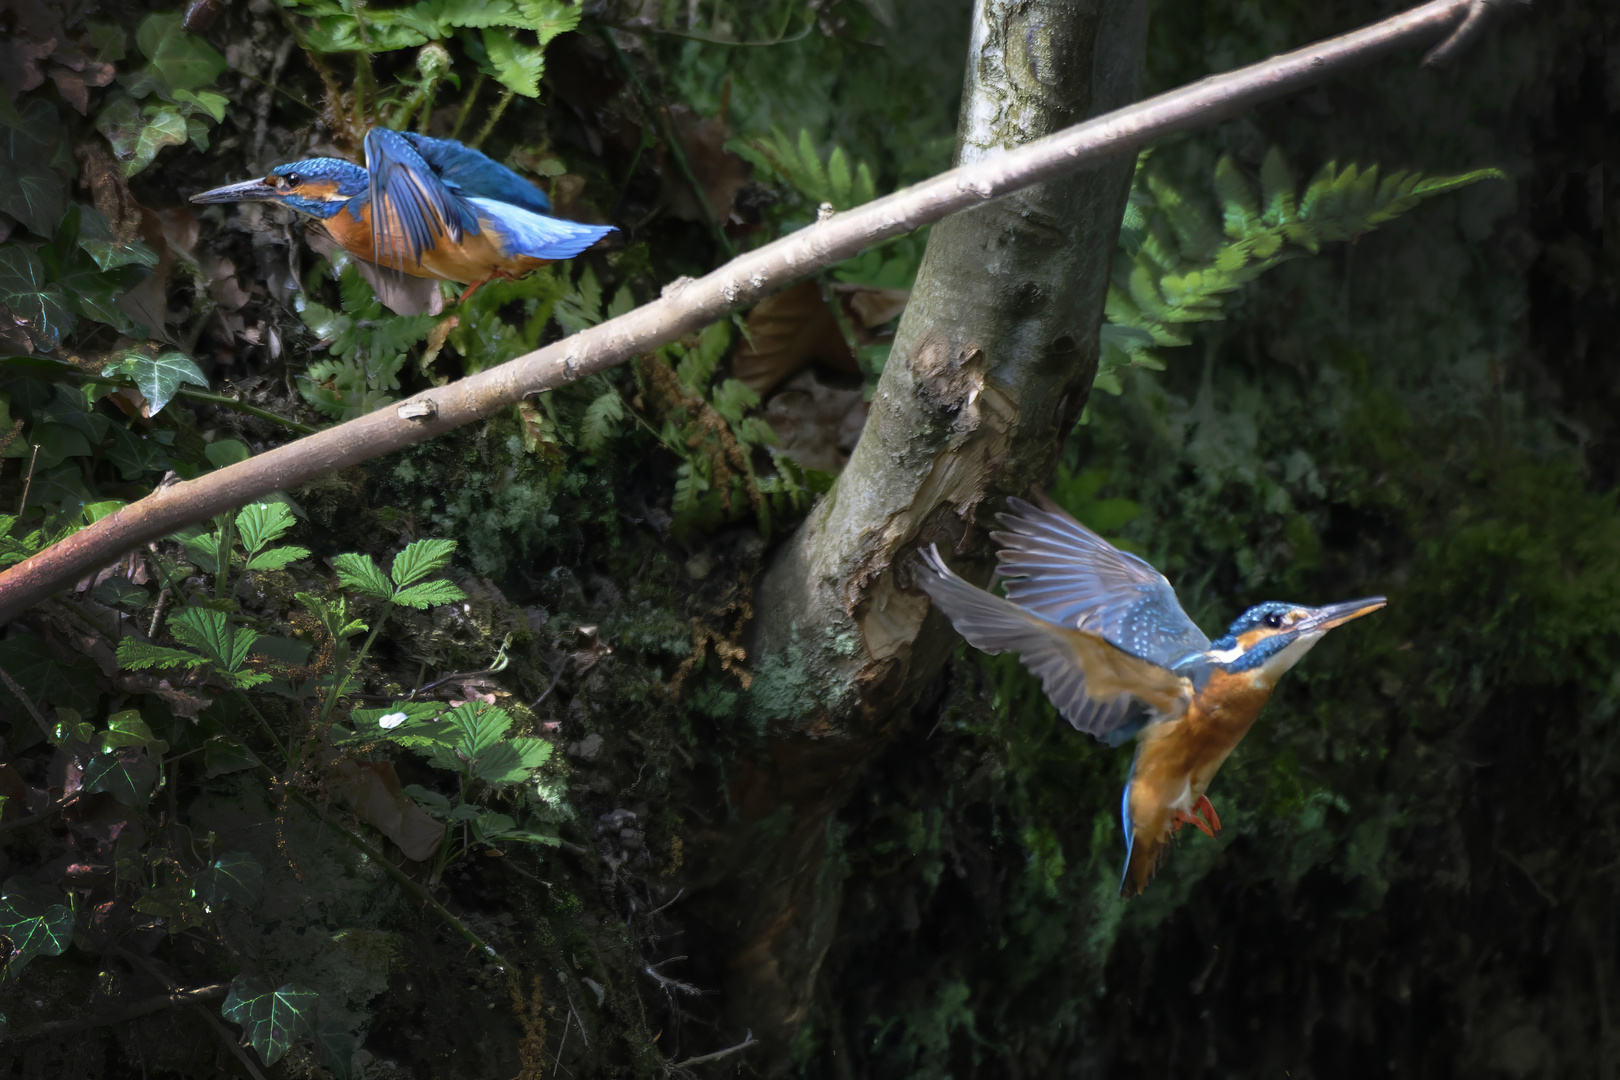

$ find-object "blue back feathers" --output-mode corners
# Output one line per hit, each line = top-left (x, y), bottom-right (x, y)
(400, 132), (553, 214)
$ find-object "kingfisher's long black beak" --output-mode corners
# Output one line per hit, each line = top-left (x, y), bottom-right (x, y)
(191, 178), (281, 205)
(1297, 597), (1387, 634)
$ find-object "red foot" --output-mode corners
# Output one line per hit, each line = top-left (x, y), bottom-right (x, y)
(457, 269), (518, 305)
(1172, 795), (1222, 838)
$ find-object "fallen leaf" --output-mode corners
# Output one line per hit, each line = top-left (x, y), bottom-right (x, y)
(833, 282), (909, 329)
(731, 281), (859, 397)
(762, 369), (868, 473)
(330, 758), (444, 861)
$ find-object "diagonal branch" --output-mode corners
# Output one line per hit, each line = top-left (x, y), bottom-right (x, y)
(0, 0), (1491, 624)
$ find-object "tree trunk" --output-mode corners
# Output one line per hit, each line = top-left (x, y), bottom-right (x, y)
(716, 0), (1150, 1065)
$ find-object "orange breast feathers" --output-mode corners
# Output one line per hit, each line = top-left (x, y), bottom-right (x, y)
(1121, 670), (1276, 893)
(322, 201), (547, 283)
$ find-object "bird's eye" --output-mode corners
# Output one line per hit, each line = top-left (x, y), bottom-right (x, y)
(1263, 612), (1284, 629)
(284, 173), (302, 187)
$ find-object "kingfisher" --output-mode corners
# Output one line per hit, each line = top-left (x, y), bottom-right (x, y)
(916, 497), (1384, 896)
(191, 128), (616, 305)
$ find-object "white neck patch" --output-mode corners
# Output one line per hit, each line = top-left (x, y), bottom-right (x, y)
(1257, 631), (1325, 685)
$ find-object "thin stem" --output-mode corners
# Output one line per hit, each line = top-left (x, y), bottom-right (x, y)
(470, 88), (515, 150)
(448, 72), (485, 141)
(285, 787), (517, 972)
(600, 27), (734, 257)
(237, 691), (292, 771)
(16, 442), (39, 514)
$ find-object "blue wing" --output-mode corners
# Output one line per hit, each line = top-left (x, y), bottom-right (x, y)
(400, 132), (554, 214)
(993, 497), (1211, 670)
(469, 198), (617, 262)
(915, 546), (1190, 745)
(363, 128), (481, 271)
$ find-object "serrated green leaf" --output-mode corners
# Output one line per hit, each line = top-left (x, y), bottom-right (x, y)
(472, 736), (553, 785)
(389, 580), (467, 609)
(797, 129), (830, 204)
(192, 853), (264, 907)
(169, 606), (259, 673)
(116, 636), (209, 673)
(235, 501), (298, 558)
(243, 546), (311, 572)
(222, 977), (319, 1067)
(0, 876), (73, 980)
(853, 161), (876, 207)
(516, 0), (582, 40)
(1259, 146), (1297, 227)
(1213, 155), (1260, 240)
(710, 378), (759, 424)
(102, 350), (208, 415)
(579, 390), (625, 453)
(827, 145), (852, 208)
(445, 701), (513, 759)
(333, 552), (393, 600)
(482, 28), (545, 97)
(402, 783), (454, 815)
(390, 538), (458, 588)
(83, 748), (159, 807)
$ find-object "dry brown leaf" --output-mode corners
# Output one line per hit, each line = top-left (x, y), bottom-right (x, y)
(833, 283), (910, 329)
(731, 281), (859, 397)
(664, 103), (750, 227)
(331, 758), (445, 862)
(763, 370), (869, 474)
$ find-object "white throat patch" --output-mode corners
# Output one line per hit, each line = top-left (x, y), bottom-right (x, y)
(1257, 631), (1325, 685)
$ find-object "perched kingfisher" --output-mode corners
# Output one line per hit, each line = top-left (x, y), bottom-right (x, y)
(191, 129), (615, 305)
(916, 497), (1385, 896)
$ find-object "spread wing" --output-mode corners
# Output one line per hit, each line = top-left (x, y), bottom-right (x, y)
(363, 128), (480, 272)
(400, 132), (554, 215)
(467, 198), (617, 262)
(993, 497), (1210, 669)
(917, 545), (1191, 745)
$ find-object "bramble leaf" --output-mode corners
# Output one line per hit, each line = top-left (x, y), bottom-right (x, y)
(472, 736), (552, 785)
(333, 553), (393, 600)
(389, 580), (466, 609)
(389, 538), (458, 589)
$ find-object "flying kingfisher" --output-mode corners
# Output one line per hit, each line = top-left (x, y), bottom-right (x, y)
(916, 497), (1385, 896)
(191, 128), (616, 306)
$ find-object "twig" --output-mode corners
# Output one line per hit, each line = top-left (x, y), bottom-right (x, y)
(646, 888), (684, 917)
(285, 787), (519, 973)
(0, 791), (79, 834)
(642, 957), (703, 996)
(448, 72), (485, 142)
(1422, 0), (1522, 67)
(469, 88), (515, 151)
(0, 0), (1486, 623)
(671, 1031), (759, 1067)
(15, 984), (229, 1035)
(117, 949), (268, 1080)
(0, 660), (48, 732)
(15, 442), (39, 514)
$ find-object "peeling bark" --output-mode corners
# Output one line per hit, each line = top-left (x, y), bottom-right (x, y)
(726, 0), (1150, 1065)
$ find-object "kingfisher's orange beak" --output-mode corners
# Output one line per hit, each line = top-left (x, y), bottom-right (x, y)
(1298, 597), (1387, 634)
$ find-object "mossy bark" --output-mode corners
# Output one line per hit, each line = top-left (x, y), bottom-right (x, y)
(720, 0), (1150, 1064)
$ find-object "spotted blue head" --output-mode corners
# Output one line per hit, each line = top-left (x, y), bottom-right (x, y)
(191, 158), (368, 219)
(1204, 596), (1387, 682)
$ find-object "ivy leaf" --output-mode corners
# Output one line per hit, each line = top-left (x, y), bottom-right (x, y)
(128, 106), (190, 177)
(192, 852), (264, 907)
(0, 632), (101, 717)
(203, 736), (261, 777)
(482, 28), (546, 98)
(101, 350), (208, 415)
(389, 538), (458, 589)
(0, 246), (75, 350)
(77, 206), (159, 272)
(332, 552), (393, 600)
(0, 876), (74, 981)
(98, 709), (171, 756)
(0, 100), (64, 239)
(172, 87), (228, 122)
(83, 748), (160, 807)
(136, 13), (227, 94)
(471, 736), (552, 786)
(221, 976), (319, 1067)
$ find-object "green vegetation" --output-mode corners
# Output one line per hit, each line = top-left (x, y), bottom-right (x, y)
(0, 0), (1606, 1075)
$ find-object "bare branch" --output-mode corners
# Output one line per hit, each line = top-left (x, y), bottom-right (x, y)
(671, 1031), (760, 1067)
(0, 0), (1482, 623)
